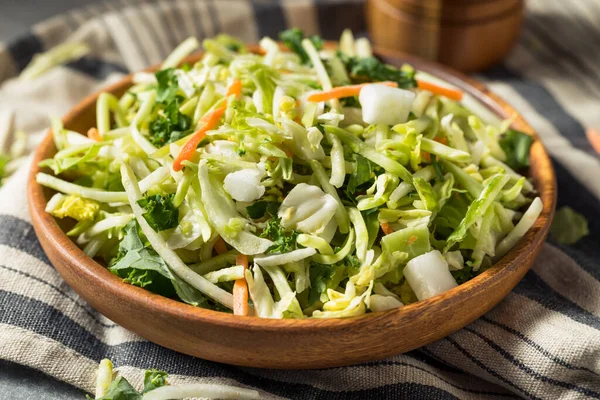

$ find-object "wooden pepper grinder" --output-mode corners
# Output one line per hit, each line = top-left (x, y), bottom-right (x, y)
(366, 0), (524, 73)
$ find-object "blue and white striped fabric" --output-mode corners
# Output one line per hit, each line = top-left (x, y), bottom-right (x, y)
(0, 0), (599, 398)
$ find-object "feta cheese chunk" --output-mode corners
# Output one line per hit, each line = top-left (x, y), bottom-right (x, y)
(404, 250), (458, 301)
(223, 168), (265, 202)
(359, 84), (416, 126)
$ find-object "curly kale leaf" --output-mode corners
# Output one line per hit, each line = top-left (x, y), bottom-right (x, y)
(280, 28), (324, 65)
(338, 52), (417, 89)
(260, 215), (299, 254)
(137, 194), (179, 231)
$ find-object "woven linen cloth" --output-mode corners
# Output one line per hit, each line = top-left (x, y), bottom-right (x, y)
(1, 0), (599, 398)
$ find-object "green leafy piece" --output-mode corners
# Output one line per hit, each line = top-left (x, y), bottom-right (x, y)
(150, 68), (192, 146)
(39, 144), (103, 175)
(431, 155), (444, 181)
(363, 210), (380, 249)
(338, 52), (417, 88)
(346, 154), (373, 195)
(307, 259), (352, 307)
(171, 274), (210, 307)
(110, 221), (175, 285)
(93, 377), (142, 400)
(308, 262), (335, 306)
(137, 194), (179, 231)
(451, 263), (476, 285)
(437, 202), (466, 236)
(246, 201), (280, 219)
(444, 174), (510, 252)
(499, 129), (533, 170)
(143, 369), (168, 393)
(433, 173), (455, 212)
(340, 96), (361, 108)
(110, 222), (210, 306)
(149, 95), (192, 146)
(413, 177), (439, 211)
(155, 68), (179, 103)
(550, 206), (589, 245)
(260, 215), (299, 254)
(279, 28), (324, 64)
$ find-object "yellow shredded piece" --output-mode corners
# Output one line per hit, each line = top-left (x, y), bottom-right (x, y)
(51, 195), (99, 221)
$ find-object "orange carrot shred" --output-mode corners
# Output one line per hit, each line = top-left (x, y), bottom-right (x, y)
(307, 81), (398, 102)
(214, 237), (228, 255)
(417, 80), (463, 101)
(172, 107), (225, 171)
(226, 79), (242, 98)
(172, 79), (243, 172)
(233, 254), (249, 316)
(236, 254), (248, 268)
(87, 127), (102, 142)
(380, 222), (394, 235)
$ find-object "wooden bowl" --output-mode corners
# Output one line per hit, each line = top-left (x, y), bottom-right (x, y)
(27, 48), (556, 369)
(367, 0), (524, 72)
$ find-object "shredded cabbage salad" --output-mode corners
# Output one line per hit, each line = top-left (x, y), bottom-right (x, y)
(37, 29), (542, 318)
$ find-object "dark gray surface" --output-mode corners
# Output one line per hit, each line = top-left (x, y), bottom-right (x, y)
(0, 360), (85, 399)
(0, 0), (96, 43)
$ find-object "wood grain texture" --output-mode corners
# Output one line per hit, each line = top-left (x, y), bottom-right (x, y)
(27, 47), (556, 369)
(367, 0), (524, 72)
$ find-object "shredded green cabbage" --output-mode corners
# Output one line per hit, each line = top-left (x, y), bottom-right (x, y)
(38, 29), (542, 319)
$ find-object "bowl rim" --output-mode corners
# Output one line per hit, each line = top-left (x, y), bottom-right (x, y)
(27, 46), (556, 333)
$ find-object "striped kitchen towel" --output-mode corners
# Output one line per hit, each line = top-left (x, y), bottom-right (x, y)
(0, 0), (599, 398)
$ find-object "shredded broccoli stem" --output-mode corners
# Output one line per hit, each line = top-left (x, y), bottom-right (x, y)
(162, 37), (200, 69)
(310, 160), (350, 233)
